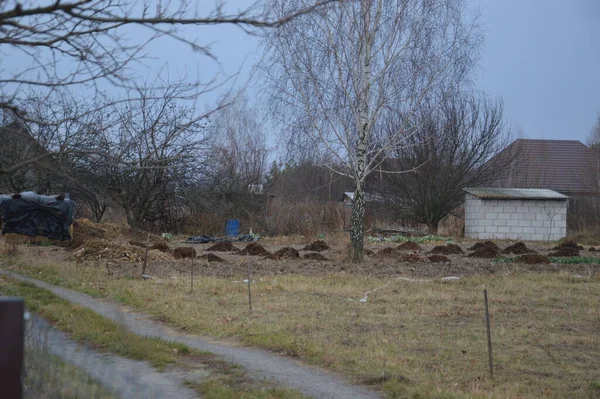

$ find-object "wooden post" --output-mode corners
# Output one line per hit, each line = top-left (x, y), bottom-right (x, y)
(0, 298), (24, 399)
(141, 233), (150, 277)
(247, 262), (252, 311)
(484, 289), (494, 380)
(190, 254), (194, 293)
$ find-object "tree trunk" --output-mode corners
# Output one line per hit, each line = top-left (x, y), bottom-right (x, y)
(427, 220), (439, 235)
(350, 186), (365, 263)
(349, 0), (375, 264)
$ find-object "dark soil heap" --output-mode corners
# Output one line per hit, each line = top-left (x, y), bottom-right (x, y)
(516, 254), (550, 264)
(397, 242), (422, 252)
(363, 249), (375, 256)
(128, 240), (146, 248)
(501, 241), (535, 255)
(375, 247), (399, 258)
(400, 253), (425, 263)
(552, 240), (584, 251)
(550, 240), (581, 257)
(150, 242), (171, 253)
(174, 247), (196, 259)
(302, 240), (330, 252)
(199, 253), (224, 262)
(430, 244), (464, 255)
(549, 247), (580, 257)
(428, 255), (451, 263)
(206, 241), (240, 252)
(272, 247), (300, 259)
(239, 242), (272, 256)
(303, 252), (329, 261)
(590, 247), (596, 252)
(468, 241), (499, 252)
(468, 248), (499, 259)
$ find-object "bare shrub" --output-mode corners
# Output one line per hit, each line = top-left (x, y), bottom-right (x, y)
(263, 199), (347, 237)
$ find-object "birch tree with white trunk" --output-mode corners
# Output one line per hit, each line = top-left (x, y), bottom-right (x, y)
(263, 0), (481, 262)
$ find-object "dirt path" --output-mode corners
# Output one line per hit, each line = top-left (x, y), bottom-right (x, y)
(4, 271), (380, 399)
(28, 316), (198, 399)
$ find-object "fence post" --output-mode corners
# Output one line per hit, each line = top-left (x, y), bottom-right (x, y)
(247, 263), (252, 311)
(0, 298), (24, 399)
(484, 289), (494, 380)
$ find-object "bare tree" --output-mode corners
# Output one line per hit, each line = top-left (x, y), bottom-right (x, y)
(385, 94), (510, 233)
(263, 0), (481, 261)
(87, 83), (213, 230)
(0, 0), (338, 179)
(208, 94), (269, 193)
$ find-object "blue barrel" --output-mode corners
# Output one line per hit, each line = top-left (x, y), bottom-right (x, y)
(225, 219), (239, 237)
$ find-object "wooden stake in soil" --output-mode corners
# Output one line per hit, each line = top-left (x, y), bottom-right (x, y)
(190, 255), (194, 293)
(484, 289), (494, 380)
(247, 262), (252, 311)
(141, 233), (150, 277)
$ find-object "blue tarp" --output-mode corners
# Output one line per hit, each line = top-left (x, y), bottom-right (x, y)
(0, 192), (75, 240)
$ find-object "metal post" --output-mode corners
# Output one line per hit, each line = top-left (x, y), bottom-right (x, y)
(484, 289), (494, 380)
(247, 263), (252, 311)
(190, 255), (194, 293)
(0, 298), (24, 399)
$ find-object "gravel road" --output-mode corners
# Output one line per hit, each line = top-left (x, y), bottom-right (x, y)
(2, 270), (380, 399)
(28, 316), (198, 399)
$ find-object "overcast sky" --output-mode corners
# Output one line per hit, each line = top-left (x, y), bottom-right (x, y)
(170, 0), (600, 143)
(475, 0), (600, 142)
(9, 1), (600, 143)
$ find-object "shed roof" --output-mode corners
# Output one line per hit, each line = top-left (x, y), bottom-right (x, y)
(464, 187), (569, 200)
(488, 139), (599, 193)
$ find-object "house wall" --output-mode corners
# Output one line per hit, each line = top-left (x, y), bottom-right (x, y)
(464, 193), (567, 241)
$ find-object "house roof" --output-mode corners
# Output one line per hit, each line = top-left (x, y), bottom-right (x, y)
(464, 187), (569, 200)
(489, 139), (599, 193)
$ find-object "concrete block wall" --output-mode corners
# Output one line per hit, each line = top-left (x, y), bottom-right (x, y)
(464, 193), (567, 241)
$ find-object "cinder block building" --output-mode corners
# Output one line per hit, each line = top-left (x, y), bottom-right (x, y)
(464, 188), (568, 241)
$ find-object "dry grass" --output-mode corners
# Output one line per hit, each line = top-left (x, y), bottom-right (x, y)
(3, 250), (600, 398)
(24, 336), (114, 399)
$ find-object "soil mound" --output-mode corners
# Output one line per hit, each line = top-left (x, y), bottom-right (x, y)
(516, 254), (550, 264)
(239, 242), (271, 256)
(303, 252), (329, 261)
(397, 242), (422, 252)
(430, 244), (463, 255)
(549, 247), (580, 257)
(148, 249), (175, 262)
(174, 247), (196, 259)
(468, 248), (498, 259)
(150, 242), (171, 253)
(70, 218), (108, 247)
(501, 242), (535, 255)
(375, 247), (399, 258)
(468, 241), (499, 252)
(553, 240), (584, 251)
(199, 253), (224, 262)
(363, 249), (375, 256)
(589, 247), (596, 252)
(129, 240), (146, 248)
(206, 241), (240, 252)
(67, 238), (174, 263)
(71, 218), (160, 249)
(428, 255), (451, 263)
(399, 253), (425, 263)
(273, 247), (300, 259)
(302, 240), (330, 252)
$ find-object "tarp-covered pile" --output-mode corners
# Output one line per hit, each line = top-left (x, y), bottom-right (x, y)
(0, 191), (75, 240)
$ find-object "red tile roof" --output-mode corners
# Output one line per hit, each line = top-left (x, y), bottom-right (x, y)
(490, 139), (599, 194)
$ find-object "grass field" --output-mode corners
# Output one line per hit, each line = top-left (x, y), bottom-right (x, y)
(3, 249), (600, 398)
(0, 275), (307, 398)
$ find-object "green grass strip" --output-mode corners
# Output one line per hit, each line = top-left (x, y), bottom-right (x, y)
(0, 276), (192, 370)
